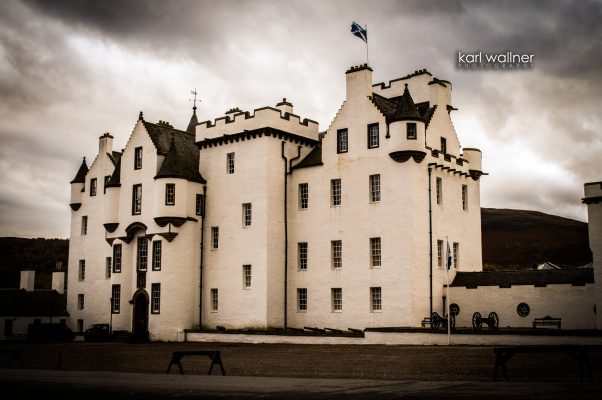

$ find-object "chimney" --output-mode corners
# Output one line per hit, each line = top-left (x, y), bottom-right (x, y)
(276, 98), (293, 115)
(99, 133), (114, 155)
(345, 64), (373, 101)
(20, 270), (35, 291)
(52, 271), (65, 294)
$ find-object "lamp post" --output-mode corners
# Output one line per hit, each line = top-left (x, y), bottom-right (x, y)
(109, 297), (113, 335)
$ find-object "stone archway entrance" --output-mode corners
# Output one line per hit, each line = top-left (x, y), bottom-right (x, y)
(132, 290), (149, 342)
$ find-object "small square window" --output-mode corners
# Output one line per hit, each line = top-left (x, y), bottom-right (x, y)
(407, 123), (417, 140)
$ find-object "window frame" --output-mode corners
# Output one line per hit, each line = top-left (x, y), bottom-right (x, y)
(435, 177), (442, 205)
(132, 184), (142, 215)
(78, 294), (85, 310)
(331, 288), (342, 312)
(243, 265), (252, 289)
(298, 183), (308, 210)
(331, 240), (342, 269)
(242, 203), (252, 227)
(152, 240), (162, 271)
(369, 174), (381, 203)
(111, 284), (121, 314)
(453, 242), (459, 269)
(90, 178), (97, 196)
(297, 288), (307, 312)
(104, 175), (111, 194)
(151, 283), (161, 314)
(462, 184), (468, 211)
(440, 137), (447, 155)
(407, 122), (417, 140)
(370, 237), (381, 267)
(106, 257), (112, 279)
(437, 240), (443, 269)
(78, 259), (85, 281)
(211, 288), (218, 312)
(336, 128), (348, 153)
(298, 242), (308, 271)
(211, 227), (219, 249)
(331, 179), (341, 207)
(227, 152), (235, 174)
(165, 183), (175, 206)
(134, 146), (143, 170)
(81, 216), (88, 236)
(370, 287), (382, 312)
(196, 194), (204, 216)
(367, 123), (379, 148)
(113, 244), (122, 273)
(137, 237), (148, 272)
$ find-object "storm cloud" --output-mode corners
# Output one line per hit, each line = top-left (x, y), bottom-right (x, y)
(1, 0), (600, 238)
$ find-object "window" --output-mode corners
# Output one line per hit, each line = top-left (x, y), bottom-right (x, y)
(440, 137), (447, 154)
(369, 174), (381, 203)
(196, 194), (204, 216)
(331, 240), (342, 269)
(517, 303), (530, 317)
(407, 123), (417, 140)
(90, 178), (97, 196)
(105, 257), (111, 279)
(437, 240), (443, 268)
(104, 175), (111, 194)
(132, 184), (142, 214)
(242, 203), (252, 227)
(331, 179), (341, 206)
(298, 183), (308, 210)
(337, 128), (348, 153)
(227, 152), (235, 174)
(298, 242), (308, 270)
(211, 227), (219, 249)
(243, 265), (252, 288)
(77, 319), (84, 333)
(370, 287), (382, 312)
(367, 123), (379, 148)
(453, 242), (459, 269)
(165, 183), (175, 205)
(134, 146), (142, 169)
(112, 284), (121, 314)
(81, 216), (88, 236)
(435, 177), (442, 205)
(462, 185), (468, 211)
(78, 294), (84, 310)
(151, 283), (161, 314)
(78, 260), (85, 281)
(4, 319), (13, 336)
(331, 288), (342, 311)
(211, 288), (218, 311)
(297, 288), (307, 311)
(152, 240), (162, 271)
(113, 244), (122, 273)
(137, 237), (148, 271)
(370, 237), (381, 267)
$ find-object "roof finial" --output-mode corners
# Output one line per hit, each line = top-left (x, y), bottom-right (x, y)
(190, 88), (200, 111)
(138, 111), (144, 121)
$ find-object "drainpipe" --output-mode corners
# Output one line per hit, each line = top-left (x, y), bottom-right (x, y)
(199, 184), (207, 331)
(281, 142), (289, 330)
(428, 164), (434, 320)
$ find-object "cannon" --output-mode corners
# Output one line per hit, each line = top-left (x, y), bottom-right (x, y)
(472, 311), (499, 332)
(430, 312), (455, 331)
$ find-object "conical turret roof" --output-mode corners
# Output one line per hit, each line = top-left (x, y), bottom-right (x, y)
(70, 157), (88, 184)
(387, 84), (424, 124)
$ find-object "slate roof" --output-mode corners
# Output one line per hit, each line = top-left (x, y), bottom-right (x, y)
(143, 121), (205, 184)
(387, 84), (424, 123)
(0, 289), (68, 317)
(105, 156), (121, 187)
(451, 269), (594, 288)
(108, 151), (122, 166)
(293, 141), (323, 170)
(372, 89), (436, 127)
(70, 157), (88, 184)
(186, 108), (199, 134)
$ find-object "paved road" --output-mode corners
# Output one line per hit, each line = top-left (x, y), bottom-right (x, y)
(1, 369), (601, 399)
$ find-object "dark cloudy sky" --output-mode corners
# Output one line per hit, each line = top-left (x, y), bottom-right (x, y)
(1, 0), (600, 238)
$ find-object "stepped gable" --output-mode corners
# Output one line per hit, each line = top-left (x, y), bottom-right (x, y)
(70, 157), (88, 184)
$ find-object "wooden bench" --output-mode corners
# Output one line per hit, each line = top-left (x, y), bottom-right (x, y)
(493, 346), (592, 381)
(420, 317), (431, 328)
(0, 349), (23, 368)
(532, 316), (561, 329)
(166, 351), (225, 375)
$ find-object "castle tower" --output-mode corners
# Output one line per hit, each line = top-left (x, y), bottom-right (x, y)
(583, 181), (602, 329)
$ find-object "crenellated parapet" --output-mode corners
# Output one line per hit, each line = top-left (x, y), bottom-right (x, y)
(196, 101), (319, 141)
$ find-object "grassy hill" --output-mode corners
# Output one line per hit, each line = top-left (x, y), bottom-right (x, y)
(0, 208), (593, 288)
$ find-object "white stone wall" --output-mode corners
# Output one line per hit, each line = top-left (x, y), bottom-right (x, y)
(449, 284), (596, 329)
(584, 181), (602, 329)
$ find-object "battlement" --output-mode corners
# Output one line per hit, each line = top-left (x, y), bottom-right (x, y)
(196, 102), (319, 141)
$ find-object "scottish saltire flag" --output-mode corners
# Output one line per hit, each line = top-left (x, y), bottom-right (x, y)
(446, 240), (453, 270)
(351, 21), (367, 43)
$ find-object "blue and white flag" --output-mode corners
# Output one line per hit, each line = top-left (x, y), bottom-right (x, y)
(351, 21), (367, 43)
(446, 240), (452, 271)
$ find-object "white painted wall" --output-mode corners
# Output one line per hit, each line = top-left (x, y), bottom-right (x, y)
(584, 181), (602, 329)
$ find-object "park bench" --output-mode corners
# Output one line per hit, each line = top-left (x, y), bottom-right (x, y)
(166, 350), (225, 375)
(0, 349), (23, 368)
(532, 316), (561, 329)
(421, 317), (431, 328)
(493, 346), (592, 381)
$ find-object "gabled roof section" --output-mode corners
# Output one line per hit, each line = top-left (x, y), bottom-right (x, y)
(105, 156), (121, 187)
(451, 269), (594, 288)
(293, 141), (323, 170)
(70, 157), (88, 184)
(155, 134), (206, 184)
(108, 151), (122, 166)
(371, 92), (397, 115)
(0, 289), (68, 317)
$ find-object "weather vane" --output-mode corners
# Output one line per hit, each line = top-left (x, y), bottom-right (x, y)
(189, 88), (200, 110)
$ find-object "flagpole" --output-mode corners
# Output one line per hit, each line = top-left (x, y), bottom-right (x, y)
(446, 236), (451, 346)
(365, 24), (369, 65)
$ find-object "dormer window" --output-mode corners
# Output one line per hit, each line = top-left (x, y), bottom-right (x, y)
(407, 123), (417, 140)
(134, 147), (142, 169)
(337, 129), (348, 153)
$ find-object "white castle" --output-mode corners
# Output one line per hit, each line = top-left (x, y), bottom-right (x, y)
(67, 65), (601, 341)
